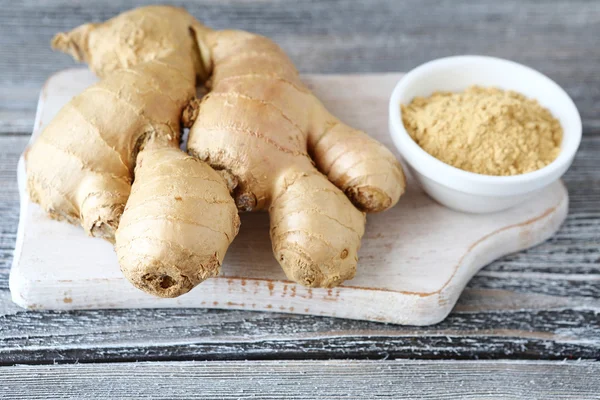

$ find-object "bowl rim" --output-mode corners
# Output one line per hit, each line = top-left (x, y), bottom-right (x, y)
(389, 55), (582, 192)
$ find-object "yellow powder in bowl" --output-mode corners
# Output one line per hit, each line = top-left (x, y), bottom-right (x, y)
(401, 86), (563, 176)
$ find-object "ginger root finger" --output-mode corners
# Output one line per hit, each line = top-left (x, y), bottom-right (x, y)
(308, 123), (406, 212)
(51, 5), (212, 80)
(270, 168), (365, 287)
(115, 144), (239, 298)
(26, 106), (131, 240)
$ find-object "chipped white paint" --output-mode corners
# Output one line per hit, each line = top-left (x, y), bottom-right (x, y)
(9, 69), (568, 325)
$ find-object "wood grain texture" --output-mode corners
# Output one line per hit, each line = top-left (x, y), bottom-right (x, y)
(0, 0), (599, 364)
(1, 360), (599, 400)
(1, 0), (599, 134)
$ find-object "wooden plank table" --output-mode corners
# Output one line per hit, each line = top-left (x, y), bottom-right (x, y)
(0, 1), (598, 398)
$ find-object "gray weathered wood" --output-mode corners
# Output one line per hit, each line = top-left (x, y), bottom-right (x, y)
(1, 360), (599, 399)
(1, 0), (599, 134)
(1, 0), (599, 364)
(0, 134), (599, 363)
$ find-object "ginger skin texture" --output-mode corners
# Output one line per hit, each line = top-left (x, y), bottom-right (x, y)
(186, 30), (405, 287)
(27, 6), (405, 295)
(27, 6), (239, 297)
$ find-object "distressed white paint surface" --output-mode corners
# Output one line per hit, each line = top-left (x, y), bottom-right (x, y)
(9, 69), (568, 325)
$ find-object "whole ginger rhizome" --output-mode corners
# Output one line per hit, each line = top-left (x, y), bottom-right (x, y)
(401, 86), (563, 176)
(26, 6), (406, 297)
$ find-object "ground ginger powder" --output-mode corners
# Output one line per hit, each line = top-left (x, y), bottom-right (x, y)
(401, 86), (563, 176)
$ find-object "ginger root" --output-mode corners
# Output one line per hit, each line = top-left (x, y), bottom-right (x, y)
(116, 142), (239, 297)
(27, 6), (405, 295)
(186, 30), (405, 287)
(27, 6), (239, 297)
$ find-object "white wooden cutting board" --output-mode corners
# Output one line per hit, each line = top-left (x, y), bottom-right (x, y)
(9, 69), (568, 325)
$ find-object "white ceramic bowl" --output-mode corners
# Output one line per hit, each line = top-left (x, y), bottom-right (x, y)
(389, 55), (582, 213)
